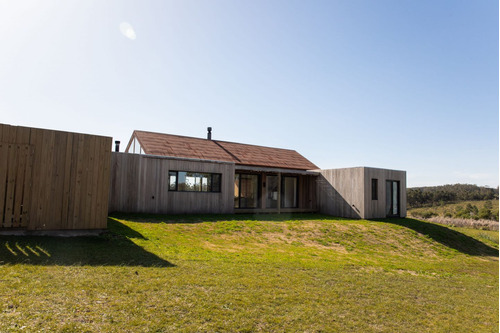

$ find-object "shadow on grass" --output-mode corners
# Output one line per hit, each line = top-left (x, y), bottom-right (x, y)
(376, 218), (499, 257)
(0, 219), (174, 267)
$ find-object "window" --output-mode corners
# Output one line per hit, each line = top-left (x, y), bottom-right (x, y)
(234, 173), (259, 208)
(386, 180), (400, 217)
(371, 178), (378, 200)
(282, 176), (298, 208)
(131, 137), (143, 154)
(168, 171), (221, 192)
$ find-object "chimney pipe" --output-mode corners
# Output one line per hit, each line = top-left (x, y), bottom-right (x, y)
(115, 140), (120, 152)
(207, 127), (212, 140)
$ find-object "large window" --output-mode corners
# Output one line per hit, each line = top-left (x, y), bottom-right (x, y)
(281, 176), (298, 208)
(234, 174), (259, 208)
(169, 171), (221, 192)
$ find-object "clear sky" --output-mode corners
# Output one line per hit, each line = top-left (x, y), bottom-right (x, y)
(0, 0), (498, 187)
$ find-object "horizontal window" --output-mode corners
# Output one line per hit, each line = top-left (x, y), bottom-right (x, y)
(169, 171), (222, 193)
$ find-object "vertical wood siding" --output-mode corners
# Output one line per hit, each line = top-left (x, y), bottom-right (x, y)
(317, 167), (407, 219)
(109, 153), (235, 214)
(317, 168), (365, 219)
(364, 167), (407, 219)
(0, 124), (112, 230)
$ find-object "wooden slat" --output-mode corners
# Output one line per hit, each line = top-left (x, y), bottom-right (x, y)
(79, 135), (93, 229)
(12, 144), (28, 227)
(0, 143), (9, 227)
(96, 137), (112, 228)
(35, 129), (55, 229)
(20, 145), (34, 227)
(50, 131), (67, 229)
(93, 138), (105, 228)
(89, 136), (101, 228)
(70, 133), (85, 229)
(28, 128), (43, 229)
(60, 133), (74, 228)
(3, 144), (18, 227)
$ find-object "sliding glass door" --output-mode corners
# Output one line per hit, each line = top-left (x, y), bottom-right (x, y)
(282, 176), (298, 208)
(266, 175), (279, 208)
(234, 174), (259, 208)
(385, 180), (400, 217)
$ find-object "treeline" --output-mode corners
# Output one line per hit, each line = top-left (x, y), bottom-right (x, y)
(407, 184), (499, 208)
(410, 201), (499, 221)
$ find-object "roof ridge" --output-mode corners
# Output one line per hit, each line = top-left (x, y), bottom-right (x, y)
(215, 139), (298, 152)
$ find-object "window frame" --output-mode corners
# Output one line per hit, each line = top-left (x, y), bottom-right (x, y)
(234, 173), (261, 209)
(168, 171), (222, 193)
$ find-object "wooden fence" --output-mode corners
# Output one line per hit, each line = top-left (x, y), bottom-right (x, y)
(0, 124), (112, 230)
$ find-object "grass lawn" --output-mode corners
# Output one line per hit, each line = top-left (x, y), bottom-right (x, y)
(0, 214), (498, 332)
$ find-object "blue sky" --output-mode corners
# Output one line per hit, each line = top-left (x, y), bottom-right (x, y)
(0, 0), (498, 187)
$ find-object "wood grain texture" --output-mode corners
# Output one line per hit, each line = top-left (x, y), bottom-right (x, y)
(317, 167), (406, 219)
(109, 153), (235, 214)
(364, 167), (407, 219)
(0, 123), (112, 230)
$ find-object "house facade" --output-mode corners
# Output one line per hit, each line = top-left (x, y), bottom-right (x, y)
(109, 129), (407, 219)
(109, 130), (319, 215)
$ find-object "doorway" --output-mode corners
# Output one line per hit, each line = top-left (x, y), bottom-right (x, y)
(385, 180), (400, 217)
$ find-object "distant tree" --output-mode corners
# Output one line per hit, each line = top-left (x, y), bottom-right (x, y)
(478, 201), (494, 220)
(407, 184), (499, 208)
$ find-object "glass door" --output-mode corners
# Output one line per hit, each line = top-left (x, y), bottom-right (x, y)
(282, 176), (298, 208)
(266, 175), (279, 208)
(385, 180), (400, 217)
(234, 174), (260, 208)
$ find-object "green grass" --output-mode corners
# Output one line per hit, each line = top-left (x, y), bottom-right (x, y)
(0, 213), (498, 332)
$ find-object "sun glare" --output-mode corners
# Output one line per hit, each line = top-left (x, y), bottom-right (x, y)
(119, 22), (136, 40)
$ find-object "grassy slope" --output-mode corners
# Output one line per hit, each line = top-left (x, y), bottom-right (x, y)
(0, 214), (498, 332)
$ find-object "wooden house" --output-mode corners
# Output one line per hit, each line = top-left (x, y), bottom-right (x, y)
(109, 129), (406, 218)
(109, 130), (319, 215)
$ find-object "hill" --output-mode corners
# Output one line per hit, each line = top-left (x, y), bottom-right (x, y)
(407, 184), (499, 208)
(0, 214), (497, 332)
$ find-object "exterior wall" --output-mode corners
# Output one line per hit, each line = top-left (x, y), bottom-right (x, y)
(109, 153), (235, 214)
(317, 167), (407, 219)
(364, 167), (407, 218)
(0, 123), (112, 230)
(297, 174), (317, 211)
(317, 168), (365, 218)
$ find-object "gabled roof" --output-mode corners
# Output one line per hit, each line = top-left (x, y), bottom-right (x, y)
(126, 130), (319, 170)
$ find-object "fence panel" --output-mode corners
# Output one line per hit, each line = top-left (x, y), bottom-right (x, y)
(0, 123), (112, 231)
